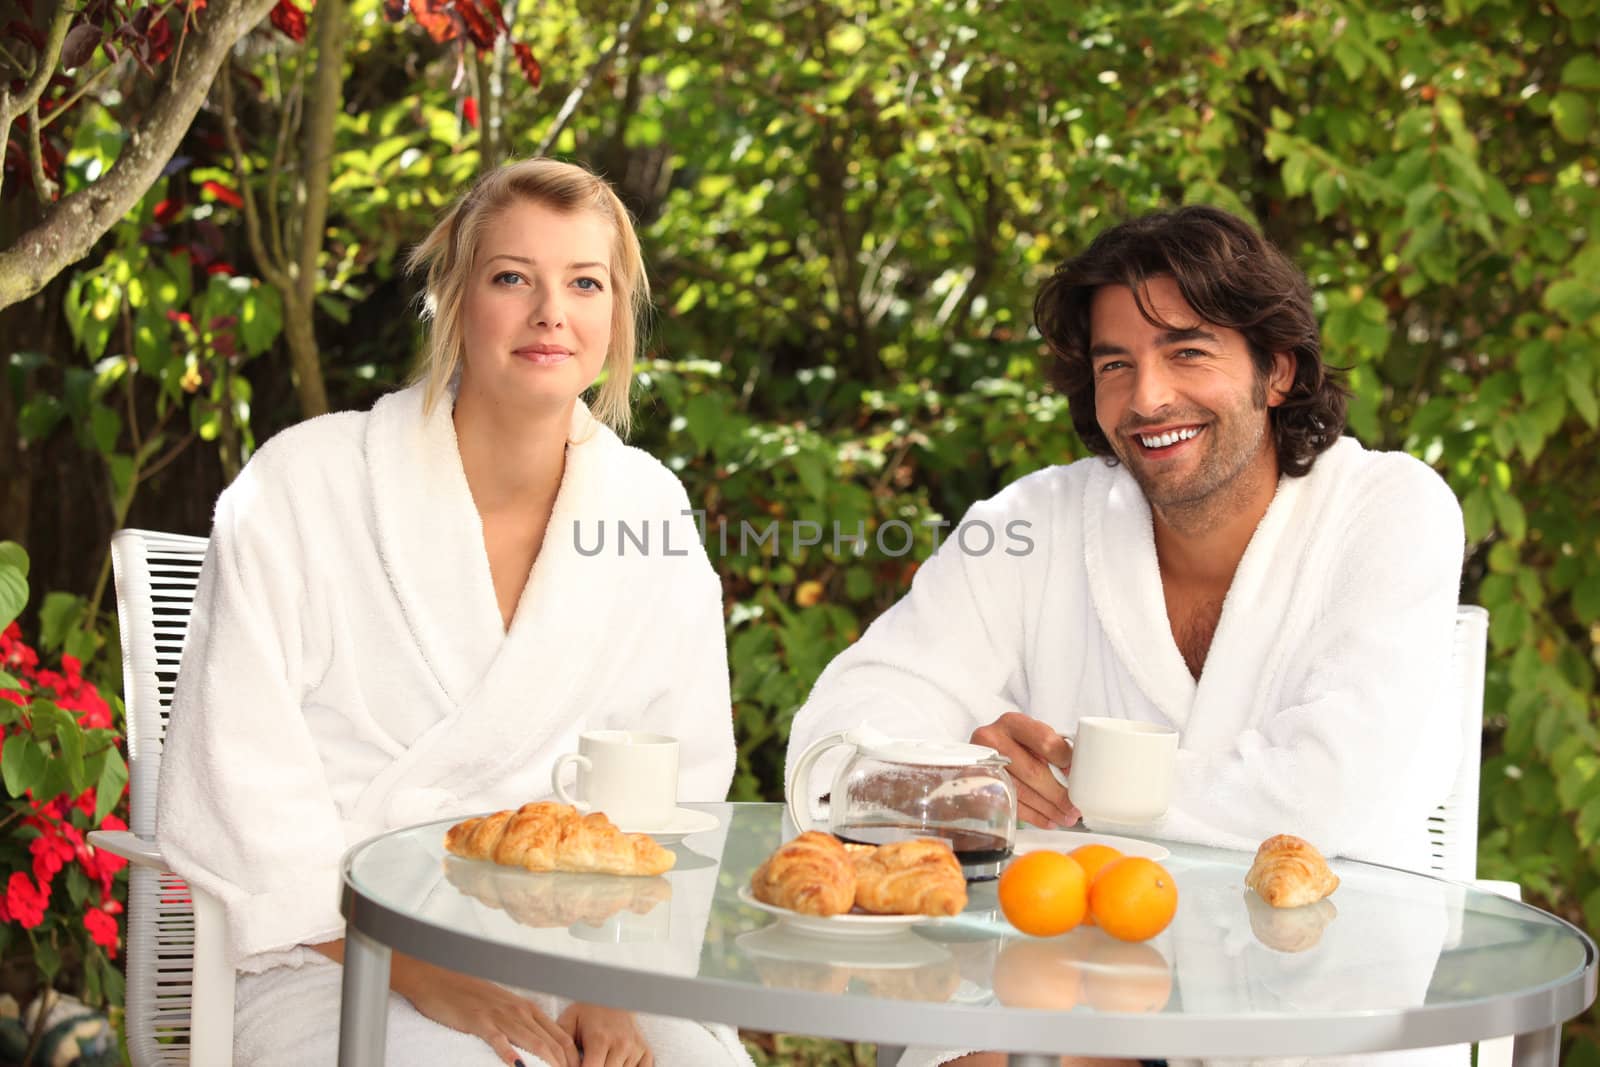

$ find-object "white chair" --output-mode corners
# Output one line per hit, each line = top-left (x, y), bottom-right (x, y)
(1429, 605), (1519, 1067)
(86, 529), (233, 1067)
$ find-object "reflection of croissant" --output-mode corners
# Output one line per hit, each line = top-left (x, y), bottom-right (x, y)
(442, 856), (671, 928)
(1244, 888), (1337, 952)
(753, 957), (851, 995)
(1244, 833), (1339, 908)
(851, 839), (968, 916)
(750, 831), (855, 915)
(849, 959), (962, 1002)
(445, 802), (675, 876)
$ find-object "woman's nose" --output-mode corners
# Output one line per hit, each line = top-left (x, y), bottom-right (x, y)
(527, 285), (564, 328)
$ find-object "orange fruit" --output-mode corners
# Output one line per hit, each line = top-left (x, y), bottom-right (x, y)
(998, 851), (1088, 937)
(1068, 843), (1124, 884)
(1067, 843), (1124, 924)
(992, 937), (1085, 1009)
(1087, 857), (1178, 942)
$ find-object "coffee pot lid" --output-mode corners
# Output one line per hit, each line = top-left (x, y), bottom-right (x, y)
(844, 724), (1006, 768)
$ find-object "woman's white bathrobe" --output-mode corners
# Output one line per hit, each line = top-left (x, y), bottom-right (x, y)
(787, 437), (1468, 1067)
(156, 383), (746, 1065)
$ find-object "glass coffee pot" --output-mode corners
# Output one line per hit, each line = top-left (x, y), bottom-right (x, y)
(787, 725), (1019, 881)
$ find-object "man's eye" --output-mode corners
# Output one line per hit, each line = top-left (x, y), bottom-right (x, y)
(1096, 360), (1127, 375)
(1176, 347), (1209, 359)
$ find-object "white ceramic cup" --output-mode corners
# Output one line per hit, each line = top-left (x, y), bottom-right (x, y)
(551, 730), (679, 830)
(1057, 717), (1179, 827)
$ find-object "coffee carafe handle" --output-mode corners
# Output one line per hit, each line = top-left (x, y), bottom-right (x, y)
(785, 731), (850, 833)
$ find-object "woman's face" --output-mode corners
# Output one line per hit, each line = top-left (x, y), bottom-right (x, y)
(457, 198), (615, 423)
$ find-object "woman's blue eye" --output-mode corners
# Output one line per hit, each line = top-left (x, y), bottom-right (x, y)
(574, 277), (604, 292)
(493, 271), (524, 286)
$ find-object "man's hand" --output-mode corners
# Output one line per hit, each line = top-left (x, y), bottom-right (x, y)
(971, 712), (1080, 829)
(392, 956), (580, 1067)
(557, 1002), (652, 1067)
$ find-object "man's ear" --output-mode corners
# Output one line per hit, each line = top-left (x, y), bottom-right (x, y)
(1266, 351), (1295, 408)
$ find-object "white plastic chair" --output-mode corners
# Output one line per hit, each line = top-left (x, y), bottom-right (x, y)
(86, 529), (233, 1067)
(1428, 605), (1518, 1067)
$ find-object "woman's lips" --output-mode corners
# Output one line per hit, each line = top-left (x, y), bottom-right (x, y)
(513, 346), (573, 366)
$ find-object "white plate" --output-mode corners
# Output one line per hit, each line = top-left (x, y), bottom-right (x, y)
(736, 885), (949, 938)
(615, 807), (721, 843)
(1012, 828), (1170, 861)
(735, 924), (949, 968)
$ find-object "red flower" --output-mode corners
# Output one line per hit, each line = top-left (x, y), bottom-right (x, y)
(30, 833), (73, 886)
(84, 906), (120, 958)
(206, 261), (236, 276)
(463, 96), (479, 129)
(269, 0), (308, 42)
(2, 873), (49, 929)
(200, 180), (244, 209)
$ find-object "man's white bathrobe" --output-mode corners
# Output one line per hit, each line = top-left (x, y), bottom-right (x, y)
(156, 383), (746, 1064)
(787, 437), (1467, 1067)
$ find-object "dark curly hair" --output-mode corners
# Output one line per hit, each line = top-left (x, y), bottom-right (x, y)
(1033, 205), (1349, 478)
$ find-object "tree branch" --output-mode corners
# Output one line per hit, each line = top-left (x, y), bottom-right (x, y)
(26, 101), (52, 207)
(0, 4), (74, 205)
(0, 0), (280, 311)
(218, 69), (292, 294)
(536, 0), (648, 158)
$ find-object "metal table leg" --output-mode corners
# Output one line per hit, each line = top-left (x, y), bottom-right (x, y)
(338, 927), (393, 1067)
(877, 1045), (906, 1066)
(1512, 1025), (1561, 1066)
(1006, 1055), (1058, 1067)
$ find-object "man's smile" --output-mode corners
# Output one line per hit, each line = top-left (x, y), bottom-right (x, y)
(1130, 424), (1206, 455)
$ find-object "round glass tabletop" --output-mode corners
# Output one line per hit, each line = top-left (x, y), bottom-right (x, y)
(342, 802), (1596, 1059)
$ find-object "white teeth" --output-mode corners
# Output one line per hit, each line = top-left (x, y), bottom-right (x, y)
(1139, 427), (1200, 448)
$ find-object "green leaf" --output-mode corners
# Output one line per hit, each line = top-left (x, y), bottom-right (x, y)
(1566, 365), (1599, 428)
(0, 543), (27, 631)
(239, 283), (285, 356)
(1, 734), (48, 797)
(55, 716), (85, 793)
(1462, 486), (1494, 543)
(1550, 91), (1594, 144)
(32, 934), (60, 981)
(792, 453), (828, 502)
(95, 747), (129, 823)
(1561, 54), (1600, 89)
(1574, 575), (1600, 626)
(38, 591), (85, 654)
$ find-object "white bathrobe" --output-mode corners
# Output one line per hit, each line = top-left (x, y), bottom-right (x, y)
(788, 436), (1465, 870)
(156, 383), (746, 1063)
(788, 437), (1467, 1066)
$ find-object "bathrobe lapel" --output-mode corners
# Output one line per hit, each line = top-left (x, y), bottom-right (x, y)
(358, 386), (628, 826)
(1082, 456), (1318, 743)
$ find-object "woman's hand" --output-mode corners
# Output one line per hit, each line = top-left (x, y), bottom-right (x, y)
(391, 955), (580, 1067)
(557, 1002), (652, 1067)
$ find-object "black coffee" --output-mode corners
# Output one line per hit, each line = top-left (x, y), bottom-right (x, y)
(835, 823), (1013, 868)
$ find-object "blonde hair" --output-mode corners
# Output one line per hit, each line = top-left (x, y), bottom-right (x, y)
(407, 158), (649, 436)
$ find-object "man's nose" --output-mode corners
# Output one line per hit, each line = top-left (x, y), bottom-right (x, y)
(1129, 362), (1176, 416)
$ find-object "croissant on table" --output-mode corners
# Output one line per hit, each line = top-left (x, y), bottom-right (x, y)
(1244, 833), (1339, 909)
(850, 838), (968, 917)
(749, 830), (856, 916)
(445, 801), (675, 876)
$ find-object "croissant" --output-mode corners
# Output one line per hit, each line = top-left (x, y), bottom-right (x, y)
(444, 801), (675, 876)
(851, 838), (968, 916)
(1244, 833), (1339, 908)
(750, 831), (856, 916)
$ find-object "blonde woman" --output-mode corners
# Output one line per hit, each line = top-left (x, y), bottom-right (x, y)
(157, 159), (749, 1067)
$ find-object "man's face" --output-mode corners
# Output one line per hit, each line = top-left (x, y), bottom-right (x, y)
(1088, 276), (1288, 516)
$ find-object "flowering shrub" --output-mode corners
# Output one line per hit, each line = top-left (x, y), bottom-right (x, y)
(0, 543), (130, 1009)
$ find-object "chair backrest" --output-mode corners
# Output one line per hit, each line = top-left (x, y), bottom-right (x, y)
(1426, 605), (1489, 882)
(110, 529), (209, 1066)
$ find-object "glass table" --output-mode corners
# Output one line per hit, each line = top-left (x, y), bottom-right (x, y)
(338, 803), (1596, 1066)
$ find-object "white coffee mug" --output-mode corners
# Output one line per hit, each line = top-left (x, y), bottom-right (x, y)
(551, 730), (679, 830)
(1059, 717), (1179, 828)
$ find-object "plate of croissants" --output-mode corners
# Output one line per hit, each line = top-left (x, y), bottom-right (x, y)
(740, 830), (969, 938)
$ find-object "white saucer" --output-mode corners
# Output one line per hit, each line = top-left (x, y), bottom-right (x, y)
(616, 807), (721, 842)
(736, 886), (951, 938)
(1013, 827), (1170, 861)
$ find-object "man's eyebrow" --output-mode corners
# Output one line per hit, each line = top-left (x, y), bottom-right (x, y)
(484, 254), (610, 273)
(1088, 328), (1219, 359)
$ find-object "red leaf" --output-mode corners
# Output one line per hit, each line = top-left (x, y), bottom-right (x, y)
(462, 95), (479, 129)
(477, 0), (506, 31)
(152, 198), (180, 224)
(200, 179), (243, 209)
(513, 41), (540, 89)
(61, 23), (103, 70)
(409, 0), (459, 43)
(269, 0), (308, 43)
(143, 15), (173, 65)
(457, 0), (496, 49)
(3, 20), (46, 52)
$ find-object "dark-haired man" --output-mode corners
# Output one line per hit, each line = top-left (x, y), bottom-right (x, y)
(788, 205), (1465, 871)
